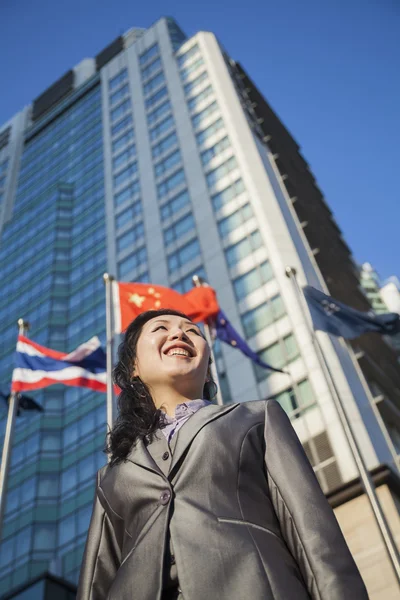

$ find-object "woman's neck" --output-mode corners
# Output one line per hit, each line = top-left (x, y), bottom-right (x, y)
(152, 386), (201, 417)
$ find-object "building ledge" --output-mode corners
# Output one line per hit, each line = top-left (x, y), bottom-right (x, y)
(327, 464), (400, 509)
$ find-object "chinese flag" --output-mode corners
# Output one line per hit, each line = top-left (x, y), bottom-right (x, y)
(112, 282), (220, 333)
(184, 286), (220, 322)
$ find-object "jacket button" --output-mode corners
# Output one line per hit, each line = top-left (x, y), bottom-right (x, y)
(160, 490), (171, 505)
(162, 451), (169, 460)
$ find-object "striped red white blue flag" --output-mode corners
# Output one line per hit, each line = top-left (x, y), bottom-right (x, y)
(12, 336), (107, 393)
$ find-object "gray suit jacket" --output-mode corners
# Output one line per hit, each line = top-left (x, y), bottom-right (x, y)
(77, 400), (368, 600)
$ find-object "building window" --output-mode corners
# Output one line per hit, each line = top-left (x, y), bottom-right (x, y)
(152, 132), (178, 159)
(296, 379), (316, 411)
(177, 43), (200, 68)
(233, 261), (274, 301)
(225, 230), (263, 267)
(155, 149), (181, 177)
(113, 144), (136, 170)
(115, 201), (142, 229)
(109, 68), (128, 90)
(145, 86), (168, 110)
(150, 115), (174, 141)
(241, 295), (285, 337)
(201, 136), (230, 166)
(117, 222), (145, 252)
(172, 265), (207, 293)
(206, 156), (237, 187)
(188, 85), (213, 112)
(136, 271), (150, 283)
(110, 99), (131, 123)
(143, 72), (165, 96)
(212, 178), (245, 211)
(118, 247), (147, 278)
(139, 43), (159, 66)
(270, 386), (299, 414)
(113, 162), (138, 189)
(160, 189), (191, 220)
(196, 117), (224, 145)
(157, 169), (185, 198)
(111, 114), (133, 138)
(147, 100), (171, 126)
(180, 57), (204, 81)
(192, 101), (218, 128)
(118, 246), (147, 277)
(141, 57), (162, 81)
(0, 160), (9, 177)
(114, 180), (140, 205)
(269, 379), (316, 418)
(254, 334), (299, 381)
(184, 71), (207, 95)
(164, 213), (195, 245)
(112, 129), (134, 154)
(58, 514), (76, 547)
(219, 371), (233, 404)
(110, 83), (129, 106)
(218, 203), (253, 238)
(168, 238), (201, 273)
(0, 537), (14, 568)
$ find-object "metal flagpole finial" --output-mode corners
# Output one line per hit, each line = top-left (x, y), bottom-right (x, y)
(17, 319), (30, 333)
(285, 266), (297, 278)
(192, 274), (207, 287)
(103, 273), (115, 284)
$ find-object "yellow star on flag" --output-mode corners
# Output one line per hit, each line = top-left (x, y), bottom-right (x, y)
(128, 293), (146, 308)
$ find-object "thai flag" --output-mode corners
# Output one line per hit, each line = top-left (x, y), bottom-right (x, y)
(12, 336), (107, 393)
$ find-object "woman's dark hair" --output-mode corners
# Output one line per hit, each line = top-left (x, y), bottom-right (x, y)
(104, 308), (216, 467)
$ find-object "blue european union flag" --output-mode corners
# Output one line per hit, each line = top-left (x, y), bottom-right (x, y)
(304, 286), (400, 340)
(214, 310), (286, 374)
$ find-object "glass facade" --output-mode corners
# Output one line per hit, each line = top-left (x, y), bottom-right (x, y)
(111, 65), (147, 285)
(0, 81), (107, 593)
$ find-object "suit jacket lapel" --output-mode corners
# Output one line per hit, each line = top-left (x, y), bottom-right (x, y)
(169, 402), (240, 475)
(146, 431), (171, 477)
(126, 436), (164, 477)
(125, 403), (240, 478)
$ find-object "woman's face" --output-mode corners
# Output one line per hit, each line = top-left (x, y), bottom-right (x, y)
(133, 314), (210, 396)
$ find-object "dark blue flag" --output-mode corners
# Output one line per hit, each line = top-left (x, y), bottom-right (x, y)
(0, 390), (44, 416)
(304, 286), (400, 340)
(213, 310), (287, 374)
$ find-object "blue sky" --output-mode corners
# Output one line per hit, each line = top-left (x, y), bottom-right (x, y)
(1, 0), (399, 282)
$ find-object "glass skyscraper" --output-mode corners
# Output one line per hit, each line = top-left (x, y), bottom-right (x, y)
(1, 16), (399, 597)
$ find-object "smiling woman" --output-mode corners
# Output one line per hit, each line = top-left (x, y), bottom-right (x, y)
(104, 309), (216, 466)
(77, 309), (368, 600)
(133, 313), (210, 416)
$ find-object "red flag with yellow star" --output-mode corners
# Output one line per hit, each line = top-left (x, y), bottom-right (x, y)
(112, 282), (220, 333)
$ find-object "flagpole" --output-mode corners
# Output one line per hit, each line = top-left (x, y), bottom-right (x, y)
(192, 276), (224, 406)
(285, 266), (400, 585)
(0, 319), (29, 539)
(342, 338), (400, 474)
(103, 274), (115, 447)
